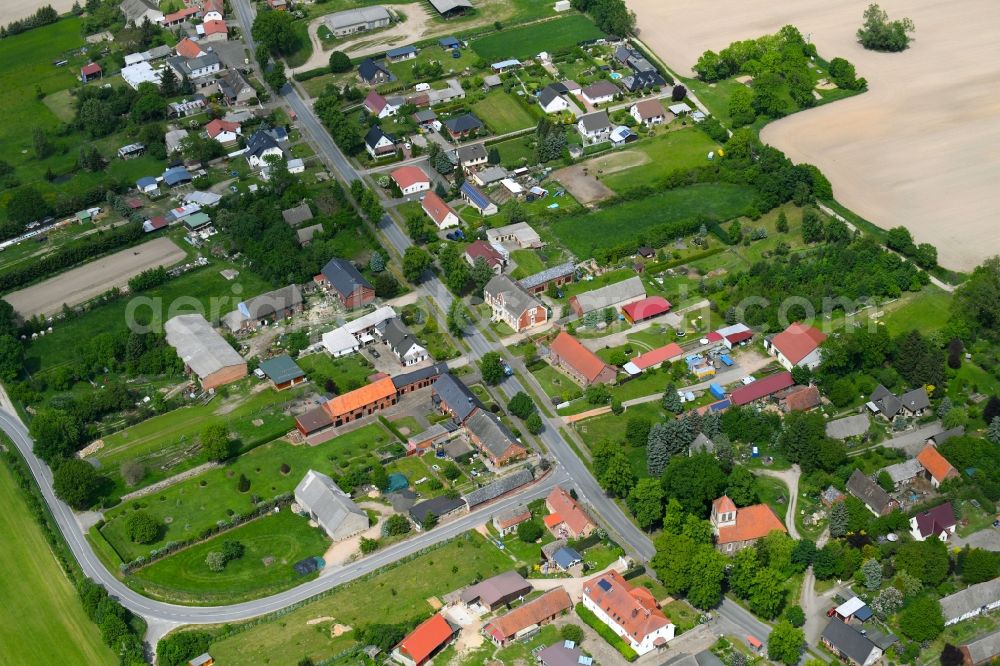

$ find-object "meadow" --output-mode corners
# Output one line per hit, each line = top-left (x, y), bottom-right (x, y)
(471, 91), (538, 134)
(0, 462), (114, 665)
(99, 424), (391, 562)
(126, 509), (330, 604)
(549, 183), (756, 257)
(470, 15), (604, 61)
(209, 534), (512, 665)
(599, 127), (722, 193)
(297, 351), (374, 392)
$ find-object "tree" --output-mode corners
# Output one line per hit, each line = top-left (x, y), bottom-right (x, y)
(421, 511), (438, 530)
(725, 465), (758, 506)
(5, 186), (51, 227)
(508, 392), (535, 419)
(941, 645), (965, 666)
(561, 624), (584, 644)
(662, 382), (683, 413)
(862, 558), (882, 589)
(30, 408), (81, 463)
(157, 631), (212, 666)
(601, 451), (637, 498)
(479, 352), (504, 385)
(989, 417), (1000, 445)
(384, 514), (411, 536)
(159, 65), (178, 96)
(871, 586), (903, 618)
(53, 459), (103, 509)
(252, 10), (298, 54)
(264, 61), (287, 92)
(627, 478), (664, 530)
(898, 595), (944, 641)
(727, 85), (755, 127)
(896, 538), (950, 586)
(784, 605), (806, 628)
(526, 412), (544, 434)
(777, 410), (828, 471)
(660, 453), (727, 517)
(768, 620), (805, 665)
(402, 247), (432, 283)
(801, 207), (824, 244)
(0, 335), (24, 382)
(747, 567), (786, 619)
(78, 98), (117, 137)
(221, 540), (245, 562)
(625, 417), (651, 447)
(360, 537), (380, 554)
(687, 545), (726, 609)
(369, 251), (385, 273)
(651, 532), (698, 595)
(776, 210), (788, 233)
(827, 57), (864, 90)
(201, 422), (232, 461)
(32, 127), (52, 159)
(329, 50), (351, 73)
(237, 473), (251, 493)
(517, 519), (543, 543)
(370, 463), (389, 491)
(959, 547), (1000, 584)
(470, 257), (494, 296)
(206, 551), (226, 571)
(887, 225), (916, 254)
(125, 511), (161, 544)
(791, 539), (816, 569)
(914, 242), (938, 269)
(671, 84), (687, 101)
(857, 3), (915, 52)
(812, 545), (838, 579)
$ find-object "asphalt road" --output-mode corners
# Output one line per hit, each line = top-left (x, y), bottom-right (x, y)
(0, 405), (568, 624)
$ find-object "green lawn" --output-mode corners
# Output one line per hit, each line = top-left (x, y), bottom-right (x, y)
(99, 424), (392, 562)
(680, 77), (746, 127)
(510, 249), (545, 279)
(601, 128), (723, 193)
(0, 461), (115, 665)
(881, 287), (952, 336)
(471, 15), (605, 60)
(94, 382), (305, 496)
(471, 90), (537, 134)
(24, 259), (272, 374)
(550, 183), (757, 257)
(209, 533), (512, 665)
(491, 134), (536, 168)
(386, 45), (479, 88)
(531, 364), (582, 402)
(573, 401), (666, 477)
(297, 352), (374, 392)
(754, 475), (790, 527)
(125, 509), (330, 604)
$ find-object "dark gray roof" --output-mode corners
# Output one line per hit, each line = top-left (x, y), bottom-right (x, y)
(444, 114), (484, 133)
(464, 468), (533, 508)
(846, 469), (894, 514)
(433, 373), (481, 423)
(900, 387), (930, 412)
(822, 619), (879, 665)
(392, 362), (448, 390)
(940, 578), (1000, 623)
(321, 258), (372, 297)
(931, 426), (964, 445)
(518, 262), (574, 291)
(578, 110), (611, 132)
(485, 275), (544, 319)
(455, 142), (487, 163)
(582, 80), (619, 99)
(413, 109), (437, 122)
(428, 0), (472, 14)
(364, 125), (395, 149)
(538, 85), (562, 108)
(409, 496), (465, 524)
(377, 317), (421, 358)
(465, 410), (522, 464)
(964, 628), (1000, 664)
(246, 130), (281, 159)
(621, 70), (665, 92)
(825, 413), (870, 439)
(358, 58), (390, 82)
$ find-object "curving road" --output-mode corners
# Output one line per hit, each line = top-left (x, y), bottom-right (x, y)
(0, 406), (566, 624)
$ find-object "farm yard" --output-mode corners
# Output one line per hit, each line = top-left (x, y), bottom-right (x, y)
(470, 15), (605, 61)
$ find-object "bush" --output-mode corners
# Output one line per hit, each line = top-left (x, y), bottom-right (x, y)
(237, 474), (250, 492)
(280, 463), (290, 474)
(125, 511), (161, 544)
(516, 519), (544, 543)
(157, 631), (212, 666)
(206, 551), (226, 572)
(561, 624), (584, 643)
(576, 603), (638, 661)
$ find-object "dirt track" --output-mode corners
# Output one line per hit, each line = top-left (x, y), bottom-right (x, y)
(3, 237), (186, 318)
(630, 0), (1000, 271)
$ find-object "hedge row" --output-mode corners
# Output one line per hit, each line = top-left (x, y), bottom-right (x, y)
(575, 602), (639, 661)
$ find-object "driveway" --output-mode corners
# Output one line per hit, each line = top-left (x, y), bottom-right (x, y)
(753, 465), (801, 539)
(952, 527), (1000, 552)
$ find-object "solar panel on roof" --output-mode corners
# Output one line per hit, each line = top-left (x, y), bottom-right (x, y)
(597, 579), (612, 592)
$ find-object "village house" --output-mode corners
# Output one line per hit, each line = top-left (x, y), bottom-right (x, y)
(358, 57), (393, 86)
(222, 284), (303, 333)
(163, 4), (199, 24)
(941, 578), (1000, 626)
(486, 221), (542, 249)
(386, 45), (418, 62)
(821, 619), (883, 666)
(324, 376), (398, 428)
(544, 486), (596, 539)
(881, 458), (924, 489)
(364, 126), (397, 159)
(460, 182), (498, 216)
(472, 166), (507, 187)
(316, 258), (375, 309)
(631, 99), (670, 128)
(518, 263), (575, 297)
(492, 505), (531, 536)
(730, 371), (794, 407)
(778, 384), (821, 411)
(175, 38), (204, 59)
(548, 331), (616, 386)
(464, 240), (506, 274)
(320, 306), (396, 357)
(294, 470), (368, 540)
(197, 19), (228, 42)
(710, 495), (786, 554)
(916, 443), (960, 487)
(257, 354), (305, 391)
(244, 130), (283, 169)
(391, 165), (431, 196)
(327, 6), (391, 37)
(483, 275), (547, 333)
(164, 314), (247, 390)
(464, 469), (533, 511)
(960, 629), (1000, 666)
(217, 69), (256, 106)
(909, 502), (957, 541)
(623, 342), (684, 376)
(846, 469), (899, 516)
(169, 95), (206, 117)
(421, 191), (460, 229)
(282, 202), (313, 227)
(581, 80), (619, 106)
(582, 570), (674, 656)
(443, 114), (484, 139)
(453, 143), (488, 171)
(409, 496), (465, 528)
(461, 570), (532, 611)
(205, 118), (240, 145)
(538, 85), (570, 114)
(167, 52), (221, 84)
(577, 110), (612, 143)
(765, 322), (827, 370)
(706, 323), (754, 349)
(119, 0), (163, 24)
(464, 410), (526, 468)
(868, 384), (931, 420)
(482, 588), (572, 647)
(621, 296), (671, 324)
(569, 276), (646, 317)
(392, 613), (457, 666)
(375, 317), (428, 366)
(363, 90), (401, 118)
(432, 373), (482, 424)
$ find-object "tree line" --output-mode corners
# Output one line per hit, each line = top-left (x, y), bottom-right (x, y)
(0, 5), (58, 38)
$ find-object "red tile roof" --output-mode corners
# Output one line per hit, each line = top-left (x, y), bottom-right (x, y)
(205, 118), (240, 138)
(549, 332), (612, 384)
(391, 165), (430, 190)
(726, 330), (753, 345)
(629, 342), (683, 370)
(176, 38), (204, 59)
(730, 371), (793, 406)
(782, 385), (821, 411)
(484, 588), (572, 641)
(364, 90), (387, 113)
(917, 444), (959, 483)
(716, 503), (786, 544)
(495, 508), (531, 530)
(323, 376), (396, 419)
(147, 215), (167, 230)
(396, 613), (454, 665)
(421, 191), (456, 226)
(621, 296), (671, 322)
(770, 322), (827, 365)
(203, 19), (227, 35)
(165, 6), (200, 22)
(81, 62), (102, 76)
(584, 570), (671, 642)
(464, 240), (503, 268)
(546, 486), (594, 536)
(202, 0), (224, 13)
(713, 495), (737, 515)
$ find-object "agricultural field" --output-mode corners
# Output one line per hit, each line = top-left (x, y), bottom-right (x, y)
(92, 382), (306, 496)
(471, 90), (537, 134)
(209, 534), (512, 665)
(598, 127), (723, 194)
(125, 509), (331, 604)
(548, 183), (756, 257)
(0, 461), (114, 665)
(471, 15), (605, 61)
(98, 424), (393, 563)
